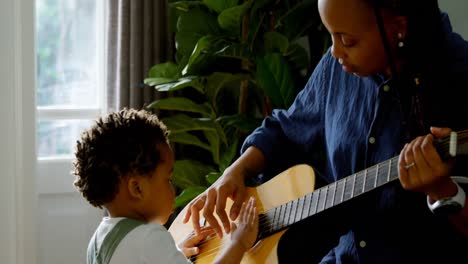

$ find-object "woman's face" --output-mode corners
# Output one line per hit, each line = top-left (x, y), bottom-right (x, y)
(318, 0), (403, 77)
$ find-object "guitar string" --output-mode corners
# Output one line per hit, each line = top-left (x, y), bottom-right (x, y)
(190, 131), (468, 260)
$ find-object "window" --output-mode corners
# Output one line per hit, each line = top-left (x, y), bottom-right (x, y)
(36, 0), (106, 192)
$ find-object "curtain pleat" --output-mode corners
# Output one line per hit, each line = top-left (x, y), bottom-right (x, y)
(106, 0), (172, 111)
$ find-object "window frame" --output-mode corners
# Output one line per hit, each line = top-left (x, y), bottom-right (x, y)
(36, 0), (108, 195)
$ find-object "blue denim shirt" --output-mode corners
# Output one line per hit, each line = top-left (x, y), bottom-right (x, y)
(242, 14), (468, 263)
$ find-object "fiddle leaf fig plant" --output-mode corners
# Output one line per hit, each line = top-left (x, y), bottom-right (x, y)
(145, 0), (329, 209)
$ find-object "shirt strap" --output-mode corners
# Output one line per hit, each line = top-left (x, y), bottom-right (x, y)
(87, 218), (145, 264)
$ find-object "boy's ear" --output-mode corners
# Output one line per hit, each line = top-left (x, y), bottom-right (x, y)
(128, 177), (144, 199)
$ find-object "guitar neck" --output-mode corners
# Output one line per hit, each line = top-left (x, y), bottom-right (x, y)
(258, 156), (400, 239)
(257, 129), (468, 240)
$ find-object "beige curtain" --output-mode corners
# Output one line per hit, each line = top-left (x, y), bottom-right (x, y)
(106, 0), (173, 111)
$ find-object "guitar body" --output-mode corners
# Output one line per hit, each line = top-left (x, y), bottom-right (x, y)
(168, 164), (316, 263)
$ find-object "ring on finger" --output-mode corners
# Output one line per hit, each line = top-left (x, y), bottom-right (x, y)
(404, 162), (415, 170)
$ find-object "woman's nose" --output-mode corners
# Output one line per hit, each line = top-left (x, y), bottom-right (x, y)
(330, 36), (345, 60)
(331, 43), (344, 60)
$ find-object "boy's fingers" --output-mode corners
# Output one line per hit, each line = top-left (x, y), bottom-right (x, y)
(184, 247), (200, 257)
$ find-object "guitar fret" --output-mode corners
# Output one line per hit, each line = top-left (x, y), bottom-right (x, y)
(387, 159), (391, 182)
(311, 191), (319, 215)
(295, 196), (305, 222)
(302, 193), (312, 220)
(354, 172), (363, 196)
(289, 200), (298, 225)
(284, 202), (291, 227)
(344, 176), (353, 201)
(374, 164), (379, 188)
(362, 169), (367, 193)
(351, 174), (356, 198)
(390, 157), (399, 181)
(332, 181), (337, 206)
(364, 169), (374, 192)
(317, 187), (327, 212)
(376, 161), (388, 186)
(278, 204), (286, 230)
(342, 177), (348, 201)
(271, 207), (279, 232)
(335, 179), (344, 204)
(267, 210), (275, 234)
(325, 182), (336, 209)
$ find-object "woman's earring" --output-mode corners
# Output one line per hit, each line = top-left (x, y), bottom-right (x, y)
(397, 33), (404, 48)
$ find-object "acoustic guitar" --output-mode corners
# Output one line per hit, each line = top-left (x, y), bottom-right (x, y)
(168, 130), (468, 263)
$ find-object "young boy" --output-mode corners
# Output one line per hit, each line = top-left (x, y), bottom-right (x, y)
(73, 108), (258, 264)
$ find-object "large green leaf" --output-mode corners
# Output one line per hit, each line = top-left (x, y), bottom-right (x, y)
(256, 53), (295, 108)
(277, 0), (318, 41)
(175, 6), (221, 58)
(217, 114), (261, 133)
(169, 132), (211, 151)
(144, 77), (177, 87)
(144, 62), (181, 86)
(218, 2), (250, 36)
(175, 31), (204, 60)
(203, 130), (220, 164)
(218, 136), (239, 172)
(182, 36), (247, 76)
(147, 61), (180, 78)
(147, 97), (214, 117)
(154, 76), (205, 94)
(175, 186), (207, 209)
(162, 114), (218, 133)
(264, 32), (289, 54)
(182, 35), (217, 76)
(203, 0), (239, 13)
(286, 43), (310, 72)
(176, 6), (220, 34)
(170, 1), (206, 13)
(206, 172), (222, 185)
(173, 159), (215, 189)
(204, 72), (250, 110)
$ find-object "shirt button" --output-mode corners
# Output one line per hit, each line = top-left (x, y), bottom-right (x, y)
(369, 137), (376, 144)
(383, 85), (390, 92)
(359, 240), (367, 248)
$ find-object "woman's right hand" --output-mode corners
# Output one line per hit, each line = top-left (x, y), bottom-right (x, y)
(182, 146), (265, 239)
(182, 163), (249, 238)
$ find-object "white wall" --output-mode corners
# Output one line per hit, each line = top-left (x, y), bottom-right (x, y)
(439, 0), (468, 39)
(0, 0), (37, 264)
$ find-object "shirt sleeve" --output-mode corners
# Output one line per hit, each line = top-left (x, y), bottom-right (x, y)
(141, 225), (192, 264)
(241, 49), (334, 177)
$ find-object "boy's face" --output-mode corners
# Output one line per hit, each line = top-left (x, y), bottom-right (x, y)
(141, 142), (175, 225)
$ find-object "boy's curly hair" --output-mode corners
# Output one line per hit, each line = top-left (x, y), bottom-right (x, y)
(72, 108), (170, 208)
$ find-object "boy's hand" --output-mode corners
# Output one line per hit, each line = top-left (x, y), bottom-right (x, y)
(230, 197), (259, 252)
(177, 226), (215, 257)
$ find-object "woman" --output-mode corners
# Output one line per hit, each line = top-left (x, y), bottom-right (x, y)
(184, 0), (468, 262)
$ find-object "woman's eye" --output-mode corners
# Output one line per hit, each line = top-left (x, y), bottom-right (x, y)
(341, 36), (356, 47)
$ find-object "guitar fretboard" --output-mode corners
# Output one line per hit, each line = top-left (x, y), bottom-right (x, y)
(258, 156), (400, 239)
(256, 130), (468, 240)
